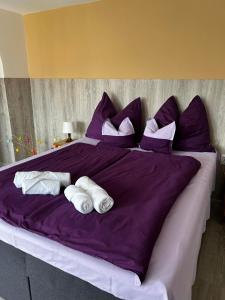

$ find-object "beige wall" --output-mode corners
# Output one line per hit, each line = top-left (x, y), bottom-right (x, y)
(0, 9), (28, 78)
(24, 0), (225, 79)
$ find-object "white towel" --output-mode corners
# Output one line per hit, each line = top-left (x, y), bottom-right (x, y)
(22, 178), (60, 196)
(64, 185), (93, 214)
(75, 176), (114, 214)
(14, 171), (71, 188)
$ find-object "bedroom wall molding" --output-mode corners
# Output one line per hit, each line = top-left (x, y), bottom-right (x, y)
(30, 79), (225, 154)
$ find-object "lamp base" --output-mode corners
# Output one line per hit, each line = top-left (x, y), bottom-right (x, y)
(66, 133), (72, 143)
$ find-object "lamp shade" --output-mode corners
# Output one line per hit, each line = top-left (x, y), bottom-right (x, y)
(63, 122), (74, 134)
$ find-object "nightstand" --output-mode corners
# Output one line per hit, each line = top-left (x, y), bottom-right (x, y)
(52, 138), (74, 148)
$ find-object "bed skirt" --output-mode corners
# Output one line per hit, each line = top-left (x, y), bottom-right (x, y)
(0, 240), (119, 300)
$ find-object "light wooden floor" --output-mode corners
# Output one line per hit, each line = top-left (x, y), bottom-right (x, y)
(192, 199), (225, 300)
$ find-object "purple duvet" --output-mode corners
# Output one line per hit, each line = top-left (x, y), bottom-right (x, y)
(0, 142), (200, 282)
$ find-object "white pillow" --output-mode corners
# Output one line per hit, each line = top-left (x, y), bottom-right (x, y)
(143, 119), (176, 140)
(102, 117), (135, 136)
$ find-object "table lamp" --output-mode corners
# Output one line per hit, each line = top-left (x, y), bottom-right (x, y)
(63, 122), (74, 142)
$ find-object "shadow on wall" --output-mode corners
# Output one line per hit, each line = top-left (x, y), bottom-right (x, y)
(76, 121), (86, 138)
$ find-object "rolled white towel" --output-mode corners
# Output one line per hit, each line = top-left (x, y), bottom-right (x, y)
(75, 176), (114, 214)
(14, 171), (71, 188)
(64, 185), (93, 214)
(14, 171), (41, 188)
(22, 178), (60, 196)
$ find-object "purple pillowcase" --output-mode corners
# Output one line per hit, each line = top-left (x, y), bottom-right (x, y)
(86, 92), (116, 140)
(140, 119), (176, 154)
(101, 117), (135, 148)
(173, 95), (214, 152)
(101, 135), (135, 148)
(140, 136), (172, 154)
(154, 96), (179, 128)
(86, 92), (142, 143)
(111, 97), (142, 140)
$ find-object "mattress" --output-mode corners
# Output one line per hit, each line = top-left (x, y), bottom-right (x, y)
(0, 137), (217, 300)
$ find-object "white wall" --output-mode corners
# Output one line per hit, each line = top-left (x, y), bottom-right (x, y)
(0, 9), (28, 78)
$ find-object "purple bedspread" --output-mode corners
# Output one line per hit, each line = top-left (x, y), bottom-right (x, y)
(0, 142), (201, 282)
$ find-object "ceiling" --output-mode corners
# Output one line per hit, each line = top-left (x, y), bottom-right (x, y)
(0, 0), (100, 15)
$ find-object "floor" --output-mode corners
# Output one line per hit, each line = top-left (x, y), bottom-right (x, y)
(192, 199), (225, 300)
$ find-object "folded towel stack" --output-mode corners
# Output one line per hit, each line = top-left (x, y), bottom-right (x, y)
(14, 171), (113, 215)
(14, 171), (71, 188)
(14, 171), (71, 196)
(64, 176), (114, 214)
(22, 179), (60, 196)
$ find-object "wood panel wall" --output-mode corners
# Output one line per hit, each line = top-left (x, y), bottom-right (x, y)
(30, 79), (225, 154)
(0, 79), (224, 164)
(0, 79), (14, 164)
(4, 78), (36, 161)
(0, 78), (35, 164)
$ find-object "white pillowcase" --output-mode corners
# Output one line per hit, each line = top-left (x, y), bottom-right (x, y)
(143, 119), (176, 140)
(102, 117), (135, 136)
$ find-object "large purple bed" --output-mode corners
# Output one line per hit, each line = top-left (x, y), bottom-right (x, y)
(0, 138), (217, 300)
(0, 140), (200, 280)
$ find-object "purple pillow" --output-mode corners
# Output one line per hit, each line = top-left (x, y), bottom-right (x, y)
(102, 135), (135, 148)
(154, 96), (179, 128)
(101, 117), (135, 148)
(173, 96), (214, 152)
(140, 119), (176, 154)
(111, 97), (142, 140)
(86, 92), (142, 143)
(86, 92), (116, 140)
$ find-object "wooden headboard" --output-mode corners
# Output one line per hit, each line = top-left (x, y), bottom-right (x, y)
(30, 79), (225, 154)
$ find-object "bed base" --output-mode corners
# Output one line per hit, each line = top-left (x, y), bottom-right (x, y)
(0, 240), (119, 300)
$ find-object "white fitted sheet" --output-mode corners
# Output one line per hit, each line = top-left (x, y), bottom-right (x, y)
(0, 137), (217, 300)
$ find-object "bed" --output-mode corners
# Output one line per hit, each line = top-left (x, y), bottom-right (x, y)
(0, 137), (217, 300)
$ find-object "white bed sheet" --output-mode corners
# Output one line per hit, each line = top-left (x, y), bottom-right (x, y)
(0, 137), (217, 300)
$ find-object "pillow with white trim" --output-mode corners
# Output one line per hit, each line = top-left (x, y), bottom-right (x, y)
(140, 119), (176, 153)
(101, 117), (135, 148)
